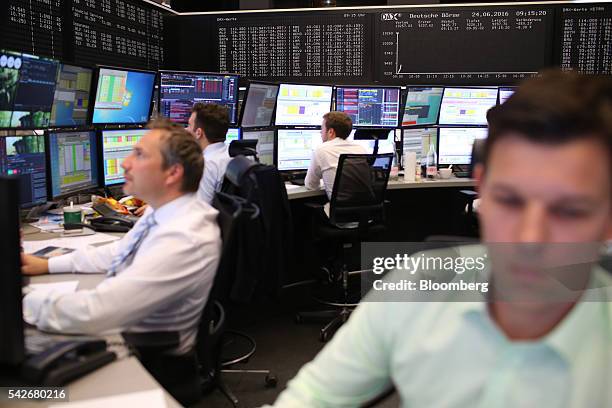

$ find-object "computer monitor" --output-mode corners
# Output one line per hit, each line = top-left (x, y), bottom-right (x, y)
(335, 87), (401, 128)
(159, 71), (239, 124)
(499, 87), (515, 104)
(240, 81), (280, 128)
(348, 129), (395, 154)
(0, 50), (59, 129)
(438, 127), (488, 165)
(275, 84), (333, 126)
(225, 128), (241, 145)
(438, 87), (498, 126)
(242, 129), (275, 165)
(402, 87), (444, 126)
(91, 67), (156, 125)
(47, 130), (99, 199)
(276, 129), (322, 171)
(0, 176), (24, 366)
(101, 128), (146, 186)
(402, 128), (438, 162)
(0, 134), (47, 207)
(50, 64), (93, 127)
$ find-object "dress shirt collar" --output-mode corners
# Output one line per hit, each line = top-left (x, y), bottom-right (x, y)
(149, 193), (196, 225)
(461, 259), (611, 365)
(203, 141), (227, 157)
(324, 137), (346, 146)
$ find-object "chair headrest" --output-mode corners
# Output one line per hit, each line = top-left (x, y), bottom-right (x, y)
(229, 140), (258, 158)
(224, 155), (259, 187)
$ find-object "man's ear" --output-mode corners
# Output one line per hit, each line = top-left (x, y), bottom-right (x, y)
(473, 163), (485, 196)
(165, 163), (185, 188)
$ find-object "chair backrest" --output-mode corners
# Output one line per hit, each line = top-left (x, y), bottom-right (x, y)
(329, 153), (393, 227)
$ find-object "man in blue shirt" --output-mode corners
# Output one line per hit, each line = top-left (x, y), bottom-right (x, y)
(267, 71), (612, 407)
(186, 103), (232, 204)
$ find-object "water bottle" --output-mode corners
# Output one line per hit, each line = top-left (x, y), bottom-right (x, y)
(425, 141), (437, 180)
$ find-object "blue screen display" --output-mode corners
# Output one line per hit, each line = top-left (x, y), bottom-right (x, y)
(92, 68), (155, 125)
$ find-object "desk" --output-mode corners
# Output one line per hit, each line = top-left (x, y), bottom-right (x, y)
(10, 234), (181, 408)
(285, 177), (475, 200)
(285, 178), (478, 283)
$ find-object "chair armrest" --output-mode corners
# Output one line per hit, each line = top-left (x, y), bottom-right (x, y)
(304, 202), (325, 210)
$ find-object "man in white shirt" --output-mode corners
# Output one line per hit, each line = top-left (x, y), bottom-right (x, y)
(186, 103), (233, 204)
(305, 111), (367, 199)
(21, 119), (222, 355)
(267, 72), (612, 407)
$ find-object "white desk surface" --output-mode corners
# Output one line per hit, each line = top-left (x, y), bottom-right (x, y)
(285, 177), (475, 200)
(11, 236), (181, 408)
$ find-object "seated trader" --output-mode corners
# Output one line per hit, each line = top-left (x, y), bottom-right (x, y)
(186, 102), (232, 204)
(304, 111), (367, 198)
(22, 119), (222, 355)
(267, 71), (612, 407)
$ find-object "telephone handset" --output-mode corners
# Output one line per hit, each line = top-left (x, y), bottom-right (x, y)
(21, 339), (116, 385)
(90, 202), (139, 232)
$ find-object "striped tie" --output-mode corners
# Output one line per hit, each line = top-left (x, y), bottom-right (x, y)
(106, 213), (157, 277)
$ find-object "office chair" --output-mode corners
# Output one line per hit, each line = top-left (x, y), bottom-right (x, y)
(296, 153), (394, 342)
(203, 188), (277, 407)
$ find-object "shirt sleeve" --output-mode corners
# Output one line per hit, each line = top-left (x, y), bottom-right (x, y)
(24, 231), (219, 335)
(48, 239), (121, 274)
(304, 149), (323, 191)
(198, 159), (218, 204)
(267, 302), (395, 407)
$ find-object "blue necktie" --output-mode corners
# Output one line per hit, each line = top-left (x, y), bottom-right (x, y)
(106, 213), (157, 277)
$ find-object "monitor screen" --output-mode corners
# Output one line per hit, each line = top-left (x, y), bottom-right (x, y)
(336, 87), (401, 128)
(92, 67), (155, 125)
(0, 50), (59, 129)
(402, 87), (444, 126)
(225, 128), (241, 145)
(242, 130), (275, 166)
(499, 87), (515, 104)
(438, 88), (498, 126)
(438, 127), (488, 165)
(276, 129), (322, 171)
(50, 64), (93, 127)
(275, 84), (333, 126)
(348, 130), (395, 154)
(47, 130), (99, 199)
(402, 128), (438, 162)
(159, 71), (239, 124)
(0, 135), (47, 207)
(240, 82), (279, 128)
(101, 128), (146, 185)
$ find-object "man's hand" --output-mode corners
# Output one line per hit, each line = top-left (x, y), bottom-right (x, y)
(21, 254), (50, 276)
(133, 204), (148, 217)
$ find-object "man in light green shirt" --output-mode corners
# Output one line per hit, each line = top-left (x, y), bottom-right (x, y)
(268, 71), (612, 407)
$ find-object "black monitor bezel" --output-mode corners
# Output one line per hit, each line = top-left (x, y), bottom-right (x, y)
(274, 82), (334, 128)
(239, 80), (280, 129)
(334, 85), (402, 129)
(158, 70), (241, 125)
(242, 128), (276, 166)
(275, 127), (322, 172)
(90, 65), (157, 126)
(401, 86), (445, 128)
(0, 176), (25, 367)
(45, 128), (101, 201)
(436, 126), (489, 166)
(0, 132), (49, 208)
(0, 50), (60, 131)
(48, 63), (95, 129)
